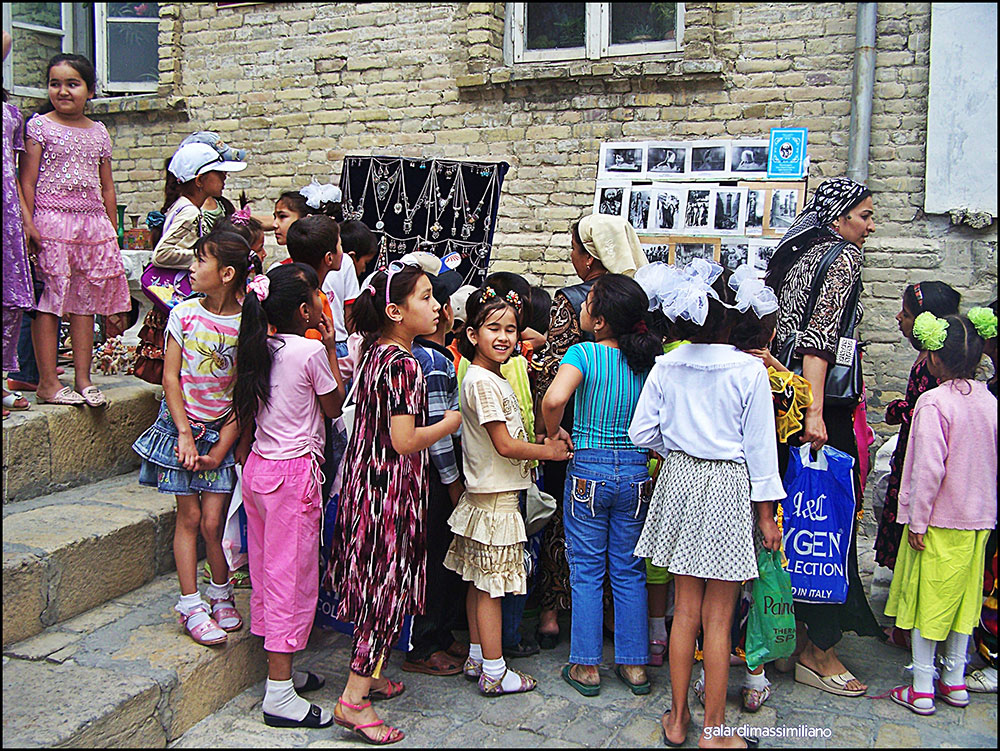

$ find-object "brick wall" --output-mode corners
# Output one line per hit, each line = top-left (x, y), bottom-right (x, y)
(13, 2), (996, 437)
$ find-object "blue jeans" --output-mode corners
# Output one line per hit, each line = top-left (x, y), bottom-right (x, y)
(8, 315), (38, 384)
(563, 448), (650, 665)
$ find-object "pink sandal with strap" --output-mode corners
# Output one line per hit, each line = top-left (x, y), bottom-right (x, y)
(888, 685), (935, 715)
(935, 679), (970, 707)
(177, 604), (228, 646)
(210, 597), (243, 632)
(334, 698), (404, 745)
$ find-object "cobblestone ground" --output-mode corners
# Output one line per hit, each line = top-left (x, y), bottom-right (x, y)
(173, 538), (997, 748)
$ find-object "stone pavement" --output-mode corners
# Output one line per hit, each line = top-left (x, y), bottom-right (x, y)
(174, 539), (997, 749)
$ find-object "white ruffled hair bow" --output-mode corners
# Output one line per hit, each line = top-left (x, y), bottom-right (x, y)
(299, 179), (342, 210)
(634, 262), (680, 313)
(636, 258), (725, 325)
(728, 264), (779, 318)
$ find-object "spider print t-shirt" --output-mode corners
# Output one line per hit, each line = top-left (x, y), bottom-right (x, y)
(165, 297), (241, 422)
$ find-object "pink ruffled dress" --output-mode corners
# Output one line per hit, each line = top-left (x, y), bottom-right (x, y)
(26, 114), (129, 317)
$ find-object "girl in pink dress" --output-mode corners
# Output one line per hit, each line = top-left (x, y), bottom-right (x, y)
(19, 53), (130, 407)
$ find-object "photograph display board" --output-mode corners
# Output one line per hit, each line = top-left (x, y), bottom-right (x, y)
(340, 156), (510, 286)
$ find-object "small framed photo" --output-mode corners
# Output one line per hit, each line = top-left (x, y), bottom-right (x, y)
(670, 236), (722, 266)
(593, 181), (630, 217)
(713, 187), (747, 235)
(640, 235), (673, 264)
(649, 184), (687, 232)
(599, 141), (646, 178)
(628, 185), (655, 232)
(682, 186), (715, 233)
(720, 239), (750, 271)
(689, 140), (731, 179)
(730, 139), (769, 176)
(764, 185), (805, 237)
(743, 187), (766, 236)
(751, 239), (779, 276)
(645, 142), (689, 177)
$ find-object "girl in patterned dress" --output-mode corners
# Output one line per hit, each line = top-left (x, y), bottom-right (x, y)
(19, 53), (130, 407)
(629, 261), (783, 748)
(446, 286), (572, 697)
(327, 263), (460, 745)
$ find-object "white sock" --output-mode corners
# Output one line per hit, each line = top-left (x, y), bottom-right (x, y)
(177, 592), (211, 630)
(909, 628), (937, 707)
(206, 579), (233, 602)
(263, 678), (331, 723)
(648, 616), (668, 644)
(745, 668), (770, 690)
(469, 643), (483, 662)
(941, 631), (970, 688)
(483, 656), (523, 691)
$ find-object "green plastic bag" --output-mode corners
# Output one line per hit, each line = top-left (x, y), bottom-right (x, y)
(745, 549), (796, 671)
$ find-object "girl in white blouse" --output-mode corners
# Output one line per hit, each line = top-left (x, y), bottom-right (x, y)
(628, 260), (782, 749)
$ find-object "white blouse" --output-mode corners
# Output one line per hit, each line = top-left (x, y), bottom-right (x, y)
(628, 343), (785, 502)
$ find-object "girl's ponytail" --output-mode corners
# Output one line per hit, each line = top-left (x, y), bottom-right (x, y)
(351, 264), (427, 354)
(588, 274), (662, 374)
(234, 263), (319, 428)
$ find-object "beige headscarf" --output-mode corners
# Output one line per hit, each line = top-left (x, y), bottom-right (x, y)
(578, 214), (648, 277)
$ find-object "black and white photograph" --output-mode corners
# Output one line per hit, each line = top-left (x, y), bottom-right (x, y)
(645, 143), (688, 176)
(650, 188), (685, 231)
(682, 188), (713, 232)
(720, 240), (749, 270)
(599, 141), (646, 177)
(731, 140), (769, 174)
(751, 240), (778, 274)
(713, 188), (746, 234)
(690, 140), (730, 176)
(744, 188), (765, 235)
(767, 188), (800, 233)
(628, 188), (652, 231)
(674, 242), (719, 267)
(641, 243), (672, 263)
(593, 182), (629, 217)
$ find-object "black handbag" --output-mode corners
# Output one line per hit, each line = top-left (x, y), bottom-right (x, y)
(776, 241), (863, 407)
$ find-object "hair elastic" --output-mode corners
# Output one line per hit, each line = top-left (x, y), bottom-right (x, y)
(913, 282), (923, 307)
(231, 205), (253, 226)
(912, 311), (948, 351)
(247, 274), (270, 302)
(968, 307), (998, 340)
(632, 320), (648, 335)
(479, 286), (522, 313)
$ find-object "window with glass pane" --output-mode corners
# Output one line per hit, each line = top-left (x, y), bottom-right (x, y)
(9, 3), (65, 94)
(526, 3), (585, 50)
(104, 2), (159, 85)
(610, 2), (676, 45)
(12, 2), (62, 29)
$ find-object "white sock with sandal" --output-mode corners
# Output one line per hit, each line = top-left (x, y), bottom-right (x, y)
(910, 628), (937, 710)
(483, 656), (523, 692)
(263, 678), (331, 724)
(940, 630), (970, 701)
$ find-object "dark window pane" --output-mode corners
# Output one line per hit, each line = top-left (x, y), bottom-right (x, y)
(526, 3), (585, 50)
(107, 21), (159, 83)
(13, 28), (62, 88)
(611, 2), (676, 45)
(107, 3), (160, 19)
(12, 3), (62, 30)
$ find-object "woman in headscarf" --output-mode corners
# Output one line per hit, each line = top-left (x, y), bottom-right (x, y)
(532, 214), (647, 650)
(766, 177), (883, 697)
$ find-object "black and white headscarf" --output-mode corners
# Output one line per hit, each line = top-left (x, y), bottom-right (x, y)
(775, 177), (870, 255)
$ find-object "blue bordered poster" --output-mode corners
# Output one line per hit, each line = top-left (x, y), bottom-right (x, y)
(767, 128), (808, 178)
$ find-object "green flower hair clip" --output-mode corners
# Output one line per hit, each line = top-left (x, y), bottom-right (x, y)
(968, 307), (998, 340)
(913, 311), (949, 351)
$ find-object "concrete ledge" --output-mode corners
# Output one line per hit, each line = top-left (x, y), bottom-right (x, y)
(3, 575), (264, 747)
(2, 474), (176, 646)
(2, 373), (162, 504)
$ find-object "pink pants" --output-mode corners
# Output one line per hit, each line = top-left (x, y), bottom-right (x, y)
(243, 451), (322, 653)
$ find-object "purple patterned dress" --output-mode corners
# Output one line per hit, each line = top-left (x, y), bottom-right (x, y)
(874, 356), (940, 569)
(2, 101), (33, 371)
(326, 342), (428, 676)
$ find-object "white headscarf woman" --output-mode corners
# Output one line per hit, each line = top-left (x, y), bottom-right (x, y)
(575, 214), (648, 277)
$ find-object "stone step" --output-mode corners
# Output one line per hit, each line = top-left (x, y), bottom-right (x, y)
(3, 472), (177, 646)
(2, 572), (265, 747)
(2, 371), (161, 504)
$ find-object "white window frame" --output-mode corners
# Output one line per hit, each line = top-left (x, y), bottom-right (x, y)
(95, 3), (160, 95)
(3, 2), (74, 98)
(509, 2), (684, 64)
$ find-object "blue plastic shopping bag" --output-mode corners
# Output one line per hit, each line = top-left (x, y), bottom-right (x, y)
(780, 445), (855, 604)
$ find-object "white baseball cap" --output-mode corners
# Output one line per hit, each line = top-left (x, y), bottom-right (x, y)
(168, 142), (247, 183)
(450, 285), (478, 324)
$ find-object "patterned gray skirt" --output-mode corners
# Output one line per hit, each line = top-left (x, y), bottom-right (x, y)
(634, 451), (757, 582)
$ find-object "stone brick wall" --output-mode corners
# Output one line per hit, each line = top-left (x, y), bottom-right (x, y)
(12, 2), (997, 437)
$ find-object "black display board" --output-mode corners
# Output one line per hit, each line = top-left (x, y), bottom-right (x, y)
(339, 156), (509, 286)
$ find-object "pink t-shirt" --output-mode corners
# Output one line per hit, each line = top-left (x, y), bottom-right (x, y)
(27, 114), (112, 214)
(252, 334), (338, 461)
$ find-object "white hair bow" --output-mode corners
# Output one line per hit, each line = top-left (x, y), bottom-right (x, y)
(299, 179), (342, 210)
(728, 264), (779, 317)
(659, 259), (725, 325)
(634, 262), (680, 313)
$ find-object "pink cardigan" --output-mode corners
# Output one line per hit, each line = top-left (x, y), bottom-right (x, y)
(898, 380), (997, 535)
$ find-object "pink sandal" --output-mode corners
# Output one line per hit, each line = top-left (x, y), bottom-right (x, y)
(648, 639), (668, 667)
(889, 685), (935, 715)
(210, 597), (243, 632)
(935, 679), (970, 707)
(177, 604), (228, 646)
(334, 698), (404, 745)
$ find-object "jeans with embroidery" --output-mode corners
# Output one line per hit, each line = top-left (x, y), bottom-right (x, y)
(563, 448), (650, 665)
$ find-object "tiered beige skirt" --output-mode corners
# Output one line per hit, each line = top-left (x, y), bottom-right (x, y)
(444, 490), (527, 598)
